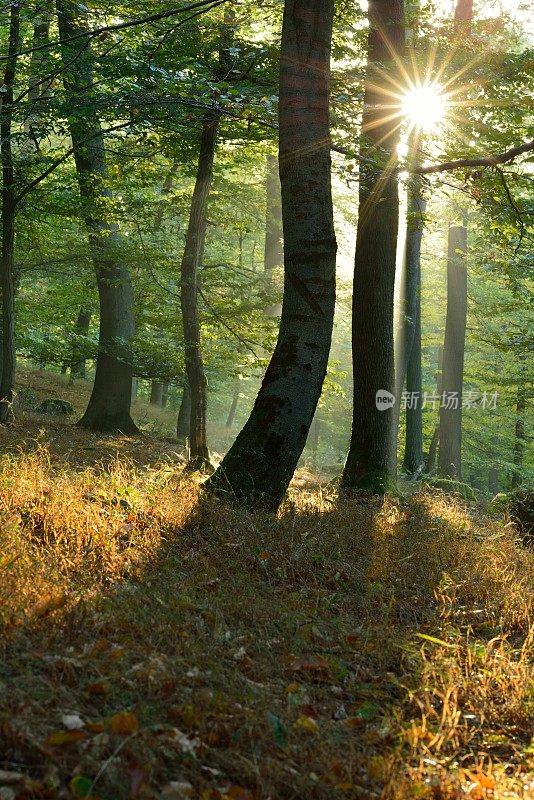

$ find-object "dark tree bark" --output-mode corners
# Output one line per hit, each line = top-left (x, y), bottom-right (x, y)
(438, 224), (468, 478)
(207, 0), (337, 511)
(341, 0), (405, 495)
(309, 413), (320, 470)
(511, 386), (526, 488)
(0, 2), (21, 425)
(176, 384), (191, 444)
(70, 308), (91, 378)
(57, 0), (137, 434)
(424, 346), (443, 474)
(225, 379), (240, 428)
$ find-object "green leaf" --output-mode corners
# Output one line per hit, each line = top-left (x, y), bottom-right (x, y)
(69, 775), (94, 799)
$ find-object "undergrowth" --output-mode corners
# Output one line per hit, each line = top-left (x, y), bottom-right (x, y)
(0, 447), (532, 800)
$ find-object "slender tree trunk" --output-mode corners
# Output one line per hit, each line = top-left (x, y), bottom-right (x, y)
(403, 308), (424, 475)
(401, 148), (425, 476)
(57, 0), (137, 434)
(438, 224), (468, 478)
(511, 386), (526, 488)
(264, 153), (283, 312)
(70, 308), (91, 378)
(24, 1), (53, 151)
(341, 0), (405, 495)
(180, 110), (218, 468)
(0, 3), (20, 425)
(309, 413), (320, 470)
(180, 11), (235, 469)
(207, 0), (337, 511)
(176, 384), (191, 443)
(488, 467), (498, 495)
(225, 379), (240, 429)
(425, 425), (439, 474)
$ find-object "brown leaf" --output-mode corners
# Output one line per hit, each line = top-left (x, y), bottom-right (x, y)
(110, 711), (139, 735)
(45, 729), (86, 746)
(84, 681), (111, 696)
(286, 655), (331, 679)
(226, 787), (254, 800)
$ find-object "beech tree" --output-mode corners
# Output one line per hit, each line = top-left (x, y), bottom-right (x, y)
(208, 0), (337, 510)
(341, 0), (405, 494)
(57, 0), (137, 433)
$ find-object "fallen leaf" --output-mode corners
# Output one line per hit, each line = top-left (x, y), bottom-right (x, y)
(110, 711), (139, 735)
(84, 681), (110, 696)
(45, 729), (86, 746)
(226, 787), (254, 800)
(286, 655), (331, 679)
(69, 775), (94, 799)
(293, 716), (319, 733)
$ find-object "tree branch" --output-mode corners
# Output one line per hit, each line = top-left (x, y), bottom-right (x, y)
(414, 138), (534, 174)
(0, 0), (229, 62)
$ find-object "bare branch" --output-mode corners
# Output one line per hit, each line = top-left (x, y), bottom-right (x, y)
(414, 138), (534, 175)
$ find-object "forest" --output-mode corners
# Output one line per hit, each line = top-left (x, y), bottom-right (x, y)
(0, 0), (533, 798)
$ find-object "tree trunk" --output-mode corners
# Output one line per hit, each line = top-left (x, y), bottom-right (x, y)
(70, 308), (91, 378)
(57, 0), (137, 434)
(341, 0), (405, 495)
(438, 224), (468, 478)
(401, 146), (425, 476)
(150, 381), (165, 406)
(225, 379), (240, 429)
(180, 110), (218, 469)
(511, 386), (526, 488)
(207, 0), (337, 512)
(176, 384), (191, 444)
(403, 306), (424, 475)
(425, 425), (440, 474)
(309, 413), (320, 470)
(264, 153), (283, 311)
(24, 1), (53, 151)
(0, 3), (21, 425)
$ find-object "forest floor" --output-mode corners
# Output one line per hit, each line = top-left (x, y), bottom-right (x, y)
(0, 375), (533, 800)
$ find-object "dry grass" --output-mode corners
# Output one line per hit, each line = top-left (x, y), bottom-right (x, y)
(0, 442), (532, 800)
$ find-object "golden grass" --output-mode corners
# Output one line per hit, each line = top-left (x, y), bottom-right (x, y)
(0, 447), (532, 800)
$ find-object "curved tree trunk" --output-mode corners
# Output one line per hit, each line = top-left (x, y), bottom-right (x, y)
(57, 0), (137, 434)
(0, 2), (21, 425)
(438, 224), (468, 478)
(180, 110), (218, 469)
(207, 0), (337, 512)
(341, 0), (405, 495)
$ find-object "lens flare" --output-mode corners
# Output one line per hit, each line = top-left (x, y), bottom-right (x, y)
(402, 83), (448, 131)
